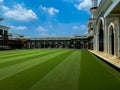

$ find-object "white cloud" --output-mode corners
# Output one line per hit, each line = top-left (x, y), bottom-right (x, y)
(72, 25), (87, 31)
(48, 8), (59, 16)
(63, 0), (74, 3)
(1, 5), (9, 11)
(63, 0), (81, 3)
(39, 33), (49, 36)
(75, 0), (92, 12)
(75, 0), (101, 12)
(37, 26), (48, 33)
(72, 24), (88, 34)
(37, 26), (57, 36)
(98, 0), (101, 5)
(1, 4), (37, 21)
(40, 5), (59, 16)
(39, 33), (56, 36)
(0, 0), (3, 3)
(10, 26), (27, 30)
(72, 26), (80, 30)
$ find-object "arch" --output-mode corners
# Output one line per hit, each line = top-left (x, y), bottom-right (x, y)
(108, 23), (115, 55)
(97, 17), (104, 52)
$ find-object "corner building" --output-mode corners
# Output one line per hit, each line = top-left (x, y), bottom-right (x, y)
(0, 18), (9, 49)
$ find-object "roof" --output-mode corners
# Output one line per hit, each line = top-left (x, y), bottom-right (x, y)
(29, 34), (89, 40)
(0, 25), (10, 30)
(30, 36), (72, 40)
(0, 18), (4, 21)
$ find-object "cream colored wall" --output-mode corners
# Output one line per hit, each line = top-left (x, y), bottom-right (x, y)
(113, 18), (119, 57)
(105, 18), (108, 54)
(92, 0), (120, 58)
(94, 17), (119, 57)
(105, 18), (119, 57)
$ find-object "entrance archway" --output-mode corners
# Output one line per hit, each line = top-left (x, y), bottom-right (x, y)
(108, 24), (115, 55)
(98, 20), (104, 52)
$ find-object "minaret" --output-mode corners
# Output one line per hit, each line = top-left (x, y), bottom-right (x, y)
(91, 0), (98, 8)
(90, 0), (98, 18)
(88, 0), (98, 50)
(88, 0), (98, 33)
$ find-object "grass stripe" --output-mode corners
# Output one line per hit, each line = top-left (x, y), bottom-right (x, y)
(0, 49), (51, 55)
(31, 50), (80, 90)
(0, 50), (70, 81)
(0, 49), (33, 55)
(0, 50), (60, 69)
(0, 50), (48, 58)
(0, 50), (74, 90)
(0, 49), (57, 58)
(79, 50), (120, 90)
(0, 49), (59, 63)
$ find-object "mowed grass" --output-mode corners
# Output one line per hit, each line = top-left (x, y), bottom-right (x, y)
(0, 49), (120, 90)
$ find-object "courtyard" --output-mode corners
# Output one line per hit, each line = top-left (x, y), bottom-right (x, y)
(0, 49), (120, 90)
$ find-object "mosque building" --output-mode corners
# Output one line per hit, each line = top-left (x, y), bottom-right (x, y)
(88, 0), (120, 58)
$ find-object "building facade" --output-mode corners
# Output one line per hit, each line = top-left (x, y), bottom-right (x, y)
(8, 34), (90, 49)
(0, 18), (9, 49)
(23, 34), (89, 49)
(88, 0), (120, 58)
(8, 33), (24, 49)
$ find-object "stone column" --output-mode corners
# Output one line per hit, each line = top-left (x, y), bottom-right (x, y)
(0, 29), (3, 46)
(28, 42), (30, 48)
(2, 30), (8, 46)
(104, 18), (107, 53)
(96, 33), (99, 51)
(118, 18), (120, 58)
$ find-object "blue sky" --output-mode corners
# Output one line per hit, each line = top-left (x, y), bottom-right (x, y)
(0, 0), (95, 37)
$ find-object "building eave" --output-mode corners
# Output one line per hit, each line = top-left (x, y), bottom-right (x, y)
(0, 25), (10, 30)
(95, 0), (113, 18)
(90, 7), (98, 11)
(104, 0), (120, 18)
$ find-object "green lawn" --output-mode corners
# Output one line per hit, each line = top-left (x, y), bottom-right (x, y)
(0, 49), (120, 90)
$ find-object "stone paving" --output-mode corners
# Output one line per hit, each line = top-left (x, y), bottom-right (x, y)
(89, 50), (120, 68)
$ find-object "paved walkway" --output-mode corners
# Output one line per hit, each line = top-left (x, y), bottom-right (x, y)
(89, 50), (120, 68)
